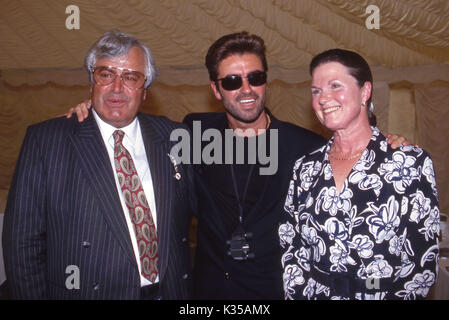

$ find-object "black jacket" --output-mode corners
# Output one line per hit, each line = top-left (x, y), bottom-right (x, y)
(183, 111), (325, 299)
(3, 111), (195, 299)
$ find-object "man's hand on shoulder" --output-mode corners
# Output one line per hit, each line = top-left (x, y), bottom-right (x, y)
(65, 99), (91, 122)
(386, 133), (419, 149)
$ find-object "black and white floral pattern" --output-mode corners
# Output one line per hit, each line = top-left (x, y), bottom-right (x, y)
(279, 127), (439, 300)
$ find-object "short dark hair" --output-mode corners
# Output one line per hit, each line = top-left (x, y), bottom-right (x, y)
(310, 48), (376, 125)
(205, 31), (268, 82)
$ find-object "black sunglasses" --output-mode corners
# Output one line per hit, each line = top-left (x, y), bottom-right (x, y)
(217, 71), (267, 91)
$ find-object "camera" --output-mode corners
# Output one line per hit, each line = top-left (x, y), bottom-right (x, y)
(226, 224), (255, 261)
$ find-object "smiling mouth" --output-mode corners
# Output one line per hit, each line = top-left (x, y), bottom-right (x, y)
(323, 106), (341, 114)
(239, 98), (256, 105)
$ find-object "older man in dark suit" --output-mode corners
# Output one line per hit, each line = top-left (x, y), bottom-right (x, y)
(2, 30), (195, 299)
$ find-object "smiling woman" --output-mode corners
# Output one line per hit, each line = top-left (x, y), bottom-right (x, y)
(279, 49), (440, 300)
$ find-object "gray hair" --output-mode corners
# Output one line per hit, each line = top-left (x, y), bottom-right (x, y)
(84, 30), (157, 89)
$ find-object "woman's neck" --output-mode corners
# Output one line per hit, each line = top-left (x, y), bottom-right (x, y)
(331, 122), (373, 156)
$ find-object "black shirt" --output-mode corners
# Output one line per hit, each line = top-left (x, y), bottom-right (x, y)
(184, 111), (326, 299)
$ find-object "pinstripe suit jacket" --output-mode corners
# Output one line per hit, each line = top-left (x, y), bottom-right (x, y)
(2, 111), (195, 299)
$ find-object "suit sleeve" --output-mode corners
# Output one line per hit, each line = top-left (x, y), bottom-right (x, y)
(3, 127), (48, 299)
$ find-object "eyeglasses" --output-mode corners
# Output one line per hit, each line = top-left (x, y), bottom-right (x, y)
(92, 66), (147, 90)
(217, 71), (267, 91)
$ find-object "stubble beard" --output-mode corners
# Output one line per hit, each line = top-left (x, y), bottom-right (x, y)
(222, 92), (266, 124)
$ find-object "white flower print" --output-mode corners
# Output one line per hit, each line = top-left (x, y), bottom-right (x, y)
(420, 244), (439, 268)
(303, 278), (316, 300)
(325, 217), (349, 242)
(299, 211), (322, 233)
(422, 157), (436, 186)
(301, 225), (326, 262)
(360, 175), (382, 195)
(349, 235), (374, 259)
(366, 255), (393, 278)
(281, 246), (294, 268)
(279, 222), (295, 248)
(283, 264), (305, 296)
(400, 144), (423, 157)
(394, 251), (415, 280)
(388, 228), (413, 257)
(372, 127), (380, 138)
(422, 157), (438, 197)
(380, 140), (388, 152)
(388, 235), (402, 257)
(344, 206), (364, 235)
(396, 270), (436, 300)
(378, 151), (420, 194)
(420, 207), (440, 241)
(320, 187), (340, 216)
(410, 190), (431, 224)
(349, 171), (383, 197)
(323, 163), (332, 180)
(284, 180), (296, 216)
(299, 160), (321, 191)
(291, 156), (305, 181)
(329, 243), (356, 272)
(400, 196), (408, 216)
(316, 282), (330, 297)
(366, 195), (401, 243)
(316, 183), (353, 216)
(305, 193), (314, 209)
(295, 247), (311, 272)
(280, 128), (439, 300)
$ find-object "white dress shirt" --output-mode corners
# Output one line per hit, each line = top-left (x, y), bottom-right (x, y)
(93, 109), (158, 286)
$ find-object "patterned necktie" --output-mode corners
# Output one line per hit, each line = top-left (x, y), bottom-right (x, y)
(113, 130), (158, 283)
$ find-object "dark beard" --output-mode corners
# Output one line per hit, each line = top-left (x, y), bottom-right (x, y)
(223, 96), (266, 124)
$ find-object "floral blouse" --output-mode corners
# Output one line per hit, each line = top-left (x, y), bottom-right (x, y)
(279, 127), (440, 300)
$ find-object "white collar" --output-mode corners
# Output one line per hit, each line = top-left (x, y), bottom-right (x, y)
(92, 109), (140, 148)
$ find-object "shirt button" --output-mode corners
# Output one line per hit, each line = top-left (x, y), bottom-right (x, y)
(182, 273), (189, 280)
(181, 237), (188, 243)
(93, 283), (100, 290)
(82, 241), (91, 248)
(225, 272), (230, 280)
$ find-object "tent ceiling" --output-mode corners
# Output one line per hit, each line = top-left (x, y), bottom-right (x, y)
(0, 0), (448, 80)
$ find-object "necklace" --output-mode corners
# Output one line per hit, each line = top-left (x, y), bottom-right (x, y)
(265, 114), (271, 129)
(329, 150), (363, 161)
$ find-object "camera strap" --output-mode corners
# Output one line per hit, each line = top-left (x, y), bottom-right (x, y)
(229, 163), (255, 225)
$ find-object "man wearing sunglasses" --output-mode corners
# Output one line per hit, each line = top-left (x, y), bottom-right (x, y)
(182, 32), (326, 299)
(3, 30), (195, 299)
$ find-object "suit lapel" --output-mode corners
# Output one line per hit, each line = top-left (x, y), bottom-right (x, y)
(69, 113), (136, 265)
(138, 114), (172, 281)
